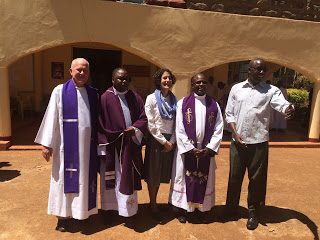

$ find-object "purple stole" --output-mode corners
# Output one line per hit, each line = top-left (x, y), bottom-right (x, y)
(62, 79), (98, 211)
(182, 94), (218, 206)
(98, 88), (147, 195)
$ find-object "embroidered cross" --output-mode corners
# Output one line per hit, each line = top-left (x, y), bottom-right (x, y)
(90, 180), (96, 193)
(127, 197), (135, 207)
(208, 112), (215, 127)
(66, 164), (77, 178)
(185, 108), (193, 124)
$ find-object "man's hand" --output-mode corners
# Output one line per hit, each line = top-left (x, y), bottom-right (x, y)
(189, 148), (215, 159)
(285, 103), (295, 120)
(197, 148), (215, 158)
(42, 146), (52, 162)
(123, 127), (135, 138)
(189, 148), (201, 157)
(234, 133), (247, 148)
(228, 122), (247, 148)
(162, 141), (173, 152)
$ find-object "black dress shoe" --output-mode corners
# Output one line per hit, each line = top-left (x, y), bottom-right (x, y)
(246, 212), (258, 230)
(177, 215), (187, 223)
(55, 219), (67, 232)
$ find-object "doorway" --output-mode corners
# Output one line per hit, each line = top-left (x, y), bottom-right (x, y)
(73, 47), (121, 95)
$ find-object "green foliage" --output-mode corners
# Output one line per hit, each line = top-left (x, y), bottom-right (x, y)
(287, 89), (309, 108)
(294, 75), (314, 91)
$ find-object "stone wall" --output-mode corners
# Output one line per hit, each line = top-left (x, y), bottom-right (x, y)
(188, 0), (320, 22)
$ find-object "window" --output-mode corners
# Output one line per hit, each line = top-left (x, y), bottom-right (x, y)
(228, 60), (249, 85)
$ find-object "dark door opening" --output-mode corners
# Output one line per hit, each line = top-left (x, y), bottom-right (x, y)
(73, 47), (121, 95)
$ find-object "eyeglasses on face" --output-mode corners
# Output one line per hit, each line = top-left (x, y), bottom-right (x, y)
(192, 80), (208, 85)
(250, 67), (267, 72)
(116, 77), (131, 82)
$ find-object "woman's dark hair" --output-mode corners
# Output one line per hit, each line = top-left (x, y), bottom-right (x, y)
(153, 68), (176, 90)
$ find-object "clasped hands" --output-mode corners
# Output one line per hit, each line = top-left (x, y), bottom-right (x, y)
(123, 127), (135, 138)
(189, 147), (215, 159)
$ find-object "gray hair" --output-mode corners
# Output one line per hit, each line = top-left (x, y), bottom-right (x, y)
(70, 58), (89, 69)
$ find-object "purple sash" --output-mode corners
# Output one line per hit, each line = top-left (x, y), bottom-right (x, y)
(182, 94), (218, 206)
(62, 79), (98, 210)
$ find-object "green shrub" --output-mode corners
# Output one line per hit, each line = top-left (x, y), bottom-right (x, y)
(287, 89), (309, 108)
(294, 76), (314, 91)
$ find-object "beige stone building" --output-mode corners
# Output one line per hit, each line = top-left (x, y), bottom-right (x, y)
(0, 0), (319, 148)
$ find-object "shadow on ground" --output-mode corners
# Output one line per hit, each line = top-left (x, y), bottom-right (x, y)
(212, 205), (319, 240)
(0, 161), (21, 182)
(260, 206), (319, 240)
(71, 204), (176, 235)
(42, 203), (319, 239)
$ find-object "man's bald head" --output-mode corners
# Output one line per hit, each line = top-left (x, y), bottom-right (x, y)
(71, 58), (89, 69)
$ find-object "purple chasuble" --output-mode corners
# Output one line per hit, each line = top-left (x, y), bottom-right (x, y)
(182, 94), (218, 205)
(62, 79), (98, 210)
(98, 87), (147, 195)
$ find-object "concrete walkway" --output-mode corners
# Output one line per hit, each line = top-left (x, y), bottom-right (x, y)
(0, 148), (319, 240)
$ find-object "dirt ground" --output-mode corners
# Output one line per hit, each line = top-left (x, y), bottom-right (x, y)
(0, 148), (319, 240)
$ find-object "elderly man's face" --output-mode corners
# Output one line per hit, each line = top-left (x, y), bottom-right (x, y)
(70, 59), (90, 87)
(112, 69), (130, 92)
(191, 74), (207, 96)
(248, 59), (267, 86)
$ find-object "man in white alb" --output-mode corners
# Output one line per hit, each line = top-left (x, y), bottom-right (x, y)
(169, 73), (223, 223)
(35, 58), (99, 232)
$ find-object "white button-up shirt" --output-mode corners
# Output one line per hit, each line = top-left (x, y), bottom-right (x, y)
(225, 80), (290, 144)
(145, 93), (178, 145)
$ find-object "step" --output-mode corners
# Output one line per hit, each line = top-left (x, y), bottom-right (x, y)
(0, 141), (12, 151)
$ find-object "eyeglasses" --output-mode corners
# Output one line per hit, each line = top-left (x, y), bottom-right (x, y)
(250, 67), (267, 72)
(192, 80), (208, 85)
(116, 77), (131, 82)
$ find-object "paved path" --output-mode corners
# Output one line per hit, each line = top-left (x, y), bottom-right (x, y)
(0, 148), (319, 240)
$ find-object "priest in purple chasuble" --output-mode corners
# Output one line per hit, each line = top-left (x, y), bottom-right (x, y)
(169, 73), (223, 223)
(98, 68), (147, 220)
(35, 58), (99, 232)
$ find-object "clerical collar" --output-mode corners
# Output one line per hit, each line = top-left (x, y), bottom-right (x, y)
(194, 93), (206, 100)
(113, 87), (128, 96)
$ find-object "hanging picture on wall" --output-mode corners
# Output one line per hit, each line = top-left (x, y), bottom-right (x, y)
(51, 62), (64, 79)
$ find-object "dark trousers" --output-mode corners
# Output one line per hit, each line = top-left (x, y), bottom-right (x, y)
(226, 140), (269, 213)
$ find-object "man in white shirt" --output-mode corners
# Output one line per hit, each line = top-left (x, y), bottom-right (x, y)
(169, 73), (223, 223)
(224, 58), (295, 230)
